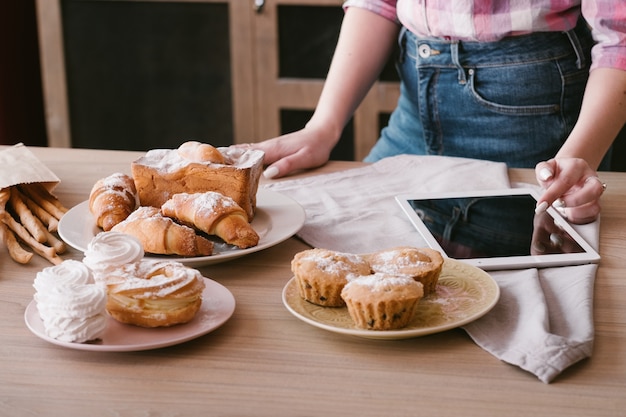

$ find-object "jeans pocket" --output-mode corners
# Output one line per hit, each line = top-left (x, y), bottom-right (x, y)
(467, 62), (562, 116)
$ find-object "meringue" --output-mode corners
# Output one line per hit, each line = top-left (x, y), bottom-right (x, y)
(83, 231), (144, 283)
(33, 260), (107, 343)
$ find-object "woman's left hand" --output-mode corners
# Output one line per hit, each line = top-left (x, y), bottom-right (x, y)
(534, 158), (606, 224)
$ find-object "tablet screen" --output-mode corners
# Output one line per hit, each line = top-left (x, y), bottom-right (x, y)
(395, 189), (600, 270)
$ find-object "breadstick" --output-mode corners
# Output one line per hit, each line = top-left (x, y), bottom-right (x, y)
(23, 194), (59, 232)
(0, 223), (33, 264)
(0, 211), (62, 265)
(18, 183), (67, 220)
(9, 187), (47, 243)
(0, 188), (32, 263)
(42, 227), (66, 254)
(0, 188), (8, 208)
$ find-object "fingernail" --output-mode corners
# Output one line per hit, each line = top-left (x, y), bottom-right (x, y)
(539, 168), (553, 181)
(535, 201), (549, 213)
(263, 166), (280, 179)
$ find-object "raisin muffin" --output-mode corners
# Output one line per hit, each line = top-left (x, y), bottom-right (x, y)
(366, 246), (443, 295)
(341, 273), (424, 330)
(291, 248), (371, 307)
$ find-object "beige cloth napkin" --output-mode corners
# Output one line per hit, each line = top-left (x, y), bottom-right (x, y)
(265, 155), (598, 383)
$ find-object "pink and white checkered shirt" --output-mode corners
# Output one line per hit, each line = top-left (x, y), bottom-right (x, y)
(343, 0), (626, 71)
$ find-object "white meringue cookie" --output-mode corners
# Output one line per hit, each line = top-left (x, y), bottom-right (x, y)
(33, 260), (108, 343)
(83, 231), (144, 283)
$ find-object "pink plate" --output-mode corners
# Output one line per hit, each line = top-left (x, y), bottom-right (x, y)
(24, 278), (235, 351)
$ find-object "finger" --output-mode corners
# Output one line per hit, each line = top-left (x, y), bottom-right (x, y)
(534, 172), (582, 214)
(535, 160), (555, 185)
(583, 175), (607, 196)
(556, 200), (601, 225)
(263, 165), (281, 179)
(550, 175), (606, 213)
(262, 153), (308, 179)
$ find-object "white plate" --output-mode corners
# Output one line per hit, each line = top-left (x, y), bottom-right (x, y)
(58, 188), (305, 266)
(24, 277), (235, 351)
(282, 258), (500, 340)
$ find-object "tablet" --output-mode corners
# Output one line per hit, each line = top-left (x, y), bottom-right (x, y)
(395, 188), (600, 270)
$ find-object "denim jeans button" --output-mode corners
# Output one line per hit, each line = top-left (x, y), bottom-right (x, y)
(418, 44), (431, 58)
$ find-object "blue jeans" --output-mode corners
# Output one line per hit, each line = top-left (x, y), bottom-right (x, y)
(365, 20), (611, 170)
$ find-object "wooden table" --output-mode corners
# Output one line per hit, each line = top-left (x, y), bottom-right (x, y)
(1, 146), (625, 416)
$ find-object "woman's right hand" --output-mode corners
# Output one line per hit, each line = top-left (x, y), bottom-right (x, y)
(245, 125), (338, 179)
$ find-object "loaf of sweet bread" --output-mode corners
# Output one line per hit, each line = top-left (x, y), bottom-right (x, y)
(131, 141), (264, 220)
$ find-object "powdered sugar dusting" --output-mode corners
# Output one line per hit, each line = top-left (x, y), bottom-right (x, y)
(370, 248), (430, 274)
(344, 273), (418, 292)
(136, 146), (264, 174)
(163, 191), (238, 214)
(107, 260), (205, 299)
(300, 250), (368, 275)
(93, 173), (139, 209)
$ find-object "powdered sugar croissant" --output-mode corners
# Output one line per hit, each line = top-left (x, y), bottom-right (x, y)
(112, 206), (214, 256)
(161, 192), (259, 249)
(89, 173), (139, 231)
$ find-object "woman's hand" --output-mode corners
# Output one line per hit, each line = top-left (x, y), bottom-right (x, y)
(242, 126), (338, 179)
(534, 157), (606, 224)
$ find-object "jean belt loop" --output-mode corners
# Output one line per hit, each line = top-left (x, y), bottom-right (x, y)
(450, 41), (467, 84)
(565, 24), (585, 69)
(398, 26), (408, 64)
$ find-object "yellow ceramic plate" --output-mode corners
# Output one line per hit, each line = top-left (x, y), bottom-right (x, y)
(282, 258), (500, 340)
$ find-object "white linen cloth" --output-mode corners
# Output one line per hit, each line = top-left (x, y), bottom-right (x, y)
(264, 155), (598, 383)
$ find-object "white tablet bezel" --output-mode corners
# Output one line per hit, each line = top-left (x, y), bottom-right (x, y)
(395, 188), (600, 270)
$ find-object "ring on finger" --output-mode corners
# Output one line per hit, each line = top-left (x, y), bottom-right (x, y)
(584, 176), (607, 192)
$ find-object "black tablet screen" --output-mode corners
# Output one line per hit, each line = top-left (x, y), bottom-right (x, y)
(407, 194), (585, 259)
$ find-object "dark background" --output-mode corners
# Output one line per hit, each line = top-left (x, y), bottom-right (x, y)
(0, 1), (624, 171)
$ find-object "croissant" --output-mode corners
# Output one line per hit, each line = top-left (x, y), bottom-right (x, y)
(112, 206), (214, 256)
(161, 192), (259, 249)
(89, 173), (139, 231)
(176, 141), (225, 164)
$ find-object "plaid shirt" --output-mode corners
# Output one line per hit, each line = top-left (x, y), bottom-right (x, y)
(343, 0), (626, 71)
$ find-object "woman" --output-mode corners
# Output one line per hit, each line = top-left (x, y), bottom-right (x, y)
(249, 1), (626, 224)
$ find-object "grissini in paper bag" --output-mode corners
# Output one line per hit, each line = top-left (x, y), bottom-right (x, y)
(0, 143), (69, 265)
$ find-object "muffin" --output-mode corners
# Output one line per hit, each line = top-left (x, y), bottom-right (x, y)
(291, 248), (371, 307)
(366, 246), (443, 295)
(341, 273), (424, 330)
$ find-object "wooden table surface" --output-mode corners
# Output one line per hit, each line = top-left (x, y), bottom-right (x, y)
(1, 146), (625, 416)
